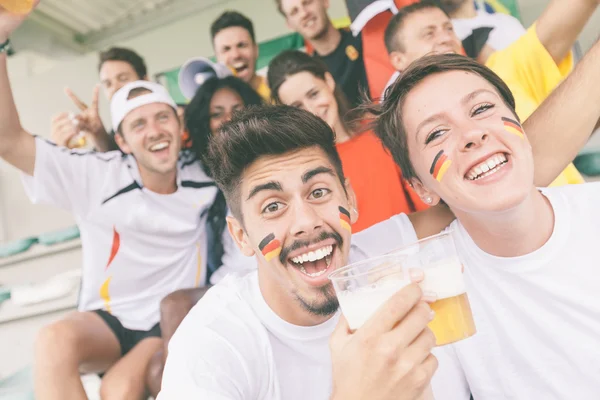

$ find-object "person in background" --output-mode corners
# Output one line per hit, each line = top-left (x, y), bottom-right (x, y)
(50, 47), (148, 151)
(210, 11), (271, 101)
(145, 75), (264, 397)
(439, 0), (526, 51)
(276, 0), (370, 107)
(383, 0), (596, 187)
(268, 50), (427, 233)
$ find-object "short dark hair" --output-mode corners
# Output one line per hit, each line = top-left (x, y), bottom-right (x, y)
(98, 47), (147, 79)
(205, 105), (347, 221)
(384, 1), (449, 54)
(267, 50), (353, 131)
(210, 11), (256, 44)
(367, 53), (517, 181)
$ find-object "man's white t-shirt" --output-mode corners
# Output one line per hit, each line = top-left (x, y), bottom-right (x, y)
(431, 183), (600, 399)
(452, 10), (526, 51)
(158, 213), (418, 399)
(22, 138), (254, 330)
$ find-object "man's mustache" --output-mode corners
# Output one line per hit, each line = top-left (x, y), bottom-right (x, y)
(279, 231), (343, 265)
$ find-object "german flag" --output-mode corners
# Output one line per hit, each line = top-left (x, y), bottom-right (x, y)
(502, 117), (524, 139)
(430, 150), (452, 182)
(259, 233), (282, 262)
(339, 206), (352, 232)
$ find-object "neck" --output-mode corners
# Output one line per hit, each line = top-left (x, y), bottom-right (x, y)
(311, 23), (342, 56)
(333, 119), (351, 144)
(258, 264), (333, 327)
(249, 73), (261, 89)
(455, 188), (555, 257)
(139, 168), (178, 194)
(452, 1), (477, 18)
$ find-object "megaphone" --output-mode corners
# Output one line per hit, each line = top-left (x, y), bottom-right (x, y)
(178, 57), (233, 100)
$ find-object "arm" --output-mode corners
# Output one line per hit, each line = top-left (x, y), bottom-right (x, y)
(0, 36), (36, 174)
(535, 0), (599, 64)
(525, 39), (600, 187)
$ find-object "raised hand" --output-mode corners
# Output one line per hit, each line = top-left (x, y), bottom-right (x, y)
(329, 283), (438, 400)
(0, 0), (40, 42)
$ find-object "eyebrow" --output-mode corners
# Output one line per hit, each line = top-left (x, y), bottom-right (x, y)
(247, 181), (283, 200)
(302, 166), (335, 183)
(415, 88), (497, 140)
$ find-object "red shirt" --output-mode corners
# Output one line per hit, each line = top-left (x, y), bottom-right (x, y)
(336, 131), (427, 232)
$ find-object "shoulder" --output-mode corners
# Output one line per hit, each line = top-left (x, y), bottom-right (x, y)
(350, 213), (416, 260)
(542, 182), (600, 208)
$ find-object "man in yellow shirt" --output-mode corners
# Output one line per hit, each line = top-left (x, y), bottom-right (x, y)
(210, 11), (271, 101)
(382, 0), (599, 186)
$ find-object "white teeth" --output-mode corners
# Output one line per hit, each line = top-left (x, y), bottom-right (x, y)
(290, 245), (333, 266)
(466, 153), (508, 181)
(150, 142), (168, 151)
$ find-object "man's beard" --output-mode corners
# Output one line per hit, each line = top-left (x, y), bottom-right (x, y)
(295, 283), (340, 316)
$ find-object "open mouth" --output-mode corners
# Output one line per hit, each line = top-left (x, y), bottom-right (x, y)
(290, 245), (333, 278)
(303, 16), (317, 29)
(149, 140), (170, 154)
(232, 61), (249, 76)
(465, 153), (508, 181)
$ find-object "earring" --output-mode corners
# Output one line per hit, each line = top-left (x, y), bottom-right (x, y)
(425, 196), (433, 204)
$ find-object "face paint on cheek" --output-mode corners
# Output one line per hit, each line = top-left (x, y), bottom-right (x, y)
(430, 150), (452, 182)
(502, 117), (524, 139)
(339, 206), (352, 232)
(258, 233), (282, 262)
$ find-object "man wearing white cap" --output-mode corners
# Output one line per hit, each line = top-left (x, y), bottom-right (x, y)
(0, 7), (252, 397)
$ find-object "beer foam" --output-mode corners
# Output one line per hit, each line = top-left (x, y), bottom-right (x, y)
(337, 279), (410, 330)
(419, 258), (465, 300)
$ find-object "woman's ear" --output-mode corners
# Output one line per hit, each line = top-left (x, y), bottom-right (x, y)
(410, 178), (440, 206)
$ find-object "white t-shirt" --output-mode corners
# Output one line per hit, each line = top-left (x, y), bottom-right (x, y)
(158, 213), (417, 399)
(22, 137), (255, 330)
(431, 183), (600, 399)
(452, 10), (526, 51)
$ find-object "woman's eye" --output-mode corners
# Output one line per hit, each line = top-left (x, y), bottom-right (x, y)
(472, 103), (494, 116)
(310, 188), (331, 199)
(425, 129), (446, 145)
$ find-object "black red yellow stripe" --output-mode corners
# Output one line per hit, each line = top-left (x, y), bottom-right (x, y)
(502, 117), (524, 138)
(339, 206), (352, 232)
(259, 233), (282, 262)
(430, 150), (452, 182)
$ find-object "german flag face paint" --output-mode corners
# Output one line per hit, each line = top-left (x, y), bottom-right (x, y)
(502, 117), (524, 139)
(259, 233), (282, 262)
(430, 150), (452, 182)
(339, 206), (352, 232)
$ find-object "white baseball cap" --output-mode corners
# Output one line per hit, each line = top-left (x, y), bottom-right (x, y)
(111, 81), (177, 132)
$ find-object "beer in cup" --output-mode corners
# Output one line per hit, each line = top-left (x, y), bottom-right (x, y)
(329, 253), (411, 330)
(391, 231), (476, 346)
(0, 0), (35, 14)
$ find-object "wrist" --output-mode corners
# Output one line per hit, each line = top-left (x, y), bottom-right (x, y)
(0, 38), (11, 54)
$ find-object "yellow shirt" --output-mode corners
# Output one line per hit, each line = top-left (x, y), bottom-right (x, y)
(252, 75), (271, 102)
(485, 24), (585, 187)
